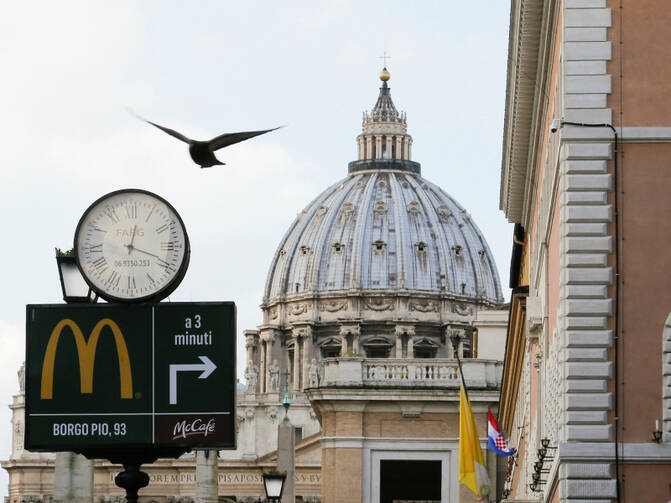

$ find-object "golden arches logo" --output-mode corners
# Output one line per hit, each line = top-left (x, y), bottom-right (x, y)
(40, 318), (133, 400)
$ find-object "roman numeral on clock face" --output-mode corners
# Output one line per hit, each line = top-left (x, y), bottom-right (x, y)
(127, 275), (136, 290)
(88, 243), (103, 253)
(92, 256), (107, 270)
(106, 270), (121, 288)
(156, 223), (170, 234)
(125, 203), (138, 219)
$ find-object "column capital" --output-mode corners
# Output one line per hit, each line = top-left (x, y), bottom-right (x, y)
(339, 323), (361, 336)
(395, 324), (416, 336)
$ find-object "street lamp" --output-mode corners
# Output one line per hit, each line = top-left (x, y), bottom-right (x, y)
(55, 248), (96, 303)
(262, 472), (286, 502)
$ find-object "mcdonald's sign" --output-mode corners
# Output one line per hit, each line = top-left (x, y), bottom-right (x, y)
(40, 318), (133, 400)
(25, 302), (237, 453)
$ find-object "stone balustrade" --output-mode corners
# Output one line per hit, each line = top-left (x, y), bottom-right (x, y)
(321, 357), (502, 390)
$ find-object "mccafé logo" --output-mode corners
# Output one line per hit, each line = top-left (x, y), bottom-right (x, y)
(172, 418), (216, 440)
(40, 318), (133, 400)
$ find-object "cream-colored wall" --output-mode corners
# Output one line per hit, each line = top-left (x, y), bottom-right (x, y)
(473, 309), (508, 360)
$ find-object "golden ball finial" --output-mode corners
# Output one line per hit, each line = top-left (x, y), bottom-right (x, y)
(379, 67), (390, 82)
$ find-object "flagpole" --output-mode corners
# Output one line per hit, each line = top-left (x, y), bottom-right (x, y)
(449, 328), (469, 399)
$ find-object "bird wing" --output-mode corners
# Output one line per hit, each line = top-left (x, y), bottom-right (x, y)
(128, 109), (192, 144)
(144, 119), (192, 144)
(209, 126), (283, 151)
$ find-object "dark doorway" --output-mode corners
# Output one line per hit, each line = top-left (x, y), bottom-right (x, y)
(380, 459), (441, 503)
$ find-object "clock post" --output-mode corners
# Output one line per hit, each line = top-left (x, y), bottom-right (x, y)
(26, 189), (237, 503)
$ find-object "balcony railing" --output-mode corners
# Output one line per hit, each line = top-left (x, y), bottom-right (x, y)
(321, 357), (502, 390)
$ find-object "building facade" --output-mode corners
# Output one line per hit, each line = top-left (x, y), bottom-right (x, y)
(4, 69), (507, 502)
(499, 1), (671, 502)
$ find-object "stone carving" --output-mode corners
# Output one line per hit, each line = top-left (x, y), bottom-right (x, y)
(19, 496), (51, 503)
(319, 300), (347, 312)
(307, 358), (320, 388)
(409, 299), (437, 312)
(17, 362), (25, 393)
(167, 498), (194, 503)
(364, 298), (394, 311)
(267, 406), (279, 421)
(270, 308), (278, 320)
(98, 497), (125, 503)
(245, 408), (255, 420)
(315, 206), (328, 216)
(289, 303), (308, 316)
(407, 201), (421, 216)
(452, 303), (473, 316)
(269, 360), (280, 392)
(245, 361), (258, 393)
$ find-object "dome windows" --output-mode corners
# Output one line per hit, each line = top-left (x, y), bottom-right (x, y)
(415, 241), (428, 254)
(407, 201), (421, 216)
(373, 240), (387, 254)
(300, 245), (311, 256)
(373, 201), (388, 216)
(438, 206), (452, 222)
(332, 242), (345, 255)
(452, 245), (463, 256)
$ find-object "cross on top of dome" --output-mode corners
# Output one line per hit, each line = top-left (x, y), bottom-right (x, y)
(365, 67), (406, 126)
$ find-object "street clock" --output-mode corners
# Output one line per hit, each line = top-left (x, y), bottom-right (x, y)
(74, 189), (190, 303)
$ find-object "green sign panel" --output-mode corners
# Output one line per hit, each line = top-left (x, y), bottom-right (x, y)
(25, 302), (236, 452)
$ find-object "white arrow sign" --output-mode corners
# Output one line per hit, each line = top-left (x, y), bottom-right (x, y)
(169, 356), (217, 405)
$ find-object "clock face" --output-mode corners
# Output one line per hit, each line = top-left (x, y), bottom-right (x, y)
(74, 189), (190, 303)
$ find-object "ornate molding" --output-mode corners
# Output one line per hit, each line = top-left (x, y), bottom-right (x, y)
(319, 300), (348, 312)
(289, 303), (308, 316)
(363, 298), (394, 311)
(409, 299), (438, 312)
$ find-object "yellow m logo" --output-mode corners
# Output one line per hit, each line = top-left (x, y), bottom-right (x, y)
(40, 318), (133, 400)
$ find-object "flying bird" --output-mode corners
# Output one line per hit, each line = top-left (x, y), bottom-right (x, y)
(131, 110), (283, 168)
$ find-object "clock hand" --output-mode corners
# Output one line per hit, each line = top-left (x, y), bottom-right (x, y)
(127, 225), (138, 255)
(130, 246), (173, 269)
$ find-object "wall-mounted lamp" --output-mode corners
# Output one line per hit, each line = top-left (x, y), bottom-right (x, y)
(652, 420), (663, 443)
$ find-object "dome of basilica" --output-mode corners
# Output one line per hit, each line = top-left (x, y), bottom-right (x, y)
(263, 72), (503, 306)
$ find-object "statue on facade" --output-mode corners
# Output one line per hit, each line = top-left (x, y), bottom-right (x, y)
(18, 361), (25, 393)
(307, 358), (320, 388)
(269, 360), (280, 392)
(245, 361), (258, 393)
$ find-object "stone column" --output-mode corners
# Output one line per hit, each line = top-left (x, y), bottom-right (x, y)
(292, 335), (301, 391)
(375, 135), (382, 159)
(53, 452), (93, 503)
(366, 136), (373, 160)
(277, 418), (296, 503)
(408, 336), (415, 359)
(357, 137), (364, 159)
(244, 330), (257, 369)
(195, 450), (218, 503)
(259, 341), (267, 394)
(385, 135), (393, 159)
(408, 138), (412, 159)
(403, 137), (410, 160)
(395, 136), (402, 159)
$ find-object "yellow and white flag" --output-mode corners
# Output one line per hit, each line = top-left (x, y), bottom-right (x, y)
(459, 385), (492, 501)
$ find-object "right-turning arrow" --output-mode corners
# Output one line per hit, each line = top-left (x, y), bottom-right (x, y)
(169, 356), (217, 405)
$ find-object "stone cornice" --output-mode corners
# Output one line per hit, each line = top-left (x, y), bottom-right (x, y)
(500, 0), (559, 224)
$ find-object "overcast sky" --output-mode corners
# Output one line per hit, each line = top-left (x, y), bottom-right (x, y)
(0, 0), (511, 494)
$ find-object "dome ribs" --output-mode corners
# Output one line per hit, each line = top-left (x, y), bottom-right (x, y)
(349, 173), (378, 291)
(313, 176), (360, 291)
(405, 175), (451, 292)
